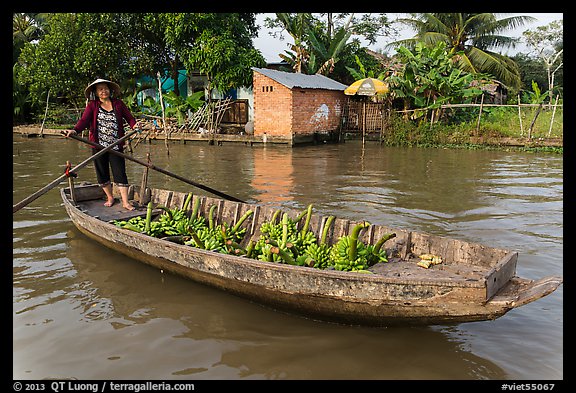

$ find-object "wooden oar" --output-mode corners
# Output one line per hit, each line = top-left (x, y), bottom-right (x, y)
(12, 129), (139, 213)
(64, 132), (246, 204)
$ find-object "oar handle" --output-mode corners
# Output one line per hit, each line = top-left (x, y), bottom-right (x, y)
(12, 129), (140, 213)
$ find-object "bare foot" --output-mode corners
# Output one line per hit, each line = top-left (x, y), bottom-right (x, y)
(104, 199), (115, 207)
(123, 203), (135, 211)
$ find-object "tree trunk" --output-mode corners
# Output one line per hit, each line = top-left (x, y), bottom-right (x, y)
(171, 56), (180, 97)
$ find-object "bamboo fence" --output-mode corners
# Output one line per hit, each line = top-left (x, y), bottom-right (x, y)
(340, 96), (563, 139)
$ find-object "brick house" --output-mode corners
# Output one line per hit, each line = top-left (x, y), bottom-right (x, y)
(252, 67), (348, 145)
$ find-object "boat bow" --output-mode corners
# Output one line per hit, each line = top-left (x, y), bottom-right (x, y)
(488, 276), (563, 309)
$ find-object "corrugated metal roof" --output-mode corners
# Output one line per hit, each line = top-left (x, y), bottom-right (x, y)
(252, 67), (347, 91)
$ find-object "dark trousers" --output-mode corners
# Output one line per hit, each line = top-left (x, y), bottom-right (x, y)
(93, 150), (128, 187)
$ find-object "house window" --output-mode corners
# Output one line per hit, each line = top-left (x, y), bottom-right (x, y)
(262, 86), (274, 93)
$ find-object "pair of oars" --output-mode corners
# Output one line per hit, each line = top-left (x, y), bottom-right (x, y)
(12, 130), (245, 214)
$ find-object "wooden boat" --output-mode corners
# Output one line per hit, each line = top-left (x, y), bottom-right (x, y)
(61, 182), (562, 326)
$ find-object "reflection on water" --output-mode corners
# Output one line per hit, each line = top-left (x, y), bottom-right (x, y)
(251, 148), (294, 205)
(13, 137), (562, 380)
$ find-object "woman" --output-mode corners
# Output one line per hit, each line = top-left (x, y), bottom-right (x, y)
(66, 78), (140, 210)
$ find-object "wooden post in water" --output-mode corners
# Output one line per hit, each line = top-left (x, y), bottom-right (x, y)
(362, 100), (366, 146)
(66, 161), (76, 204)
(139, 152), (151, 206)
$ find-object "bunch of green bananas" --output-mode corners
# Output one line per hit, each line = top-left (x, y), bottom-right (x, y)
(297, 215), (334, 268)
(220, 209), (252, 244)
(301, 243), (331, 268)
(112, 198), (399, 274)
(260, 210), (294, 240)
(113, 216), (146, 232)
(186, 227), (227, 253)
(185, 206), (253, 254)
(253, 206), (318, 265)
(329, 222), (372, 272)
(113, 202), (165, 236)
(365, 233), (396, 265)
(156, 207), (188, 236)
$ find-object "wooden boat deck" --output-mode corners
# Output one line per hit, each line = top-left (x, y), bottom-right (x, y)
(369, 257), (487, 286)
(73, 197), (151, 223)
(72, 195), (488, 288)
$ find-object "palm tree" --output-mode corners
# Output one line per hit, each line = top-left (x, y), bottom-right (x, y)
(13, 13), (50, 64)
(307, 27), (351, 75)
(390, 13), (536, 90)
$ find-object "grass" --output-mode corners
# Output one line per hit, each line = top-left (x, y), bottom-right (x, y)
(377, 105), (563, 154)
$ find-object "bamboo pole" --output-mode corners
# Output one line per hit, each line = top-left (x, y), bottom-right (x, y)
(518, 95), (524, 137)
(429, 100), (436, 130)
(157, 71), (169, 156)
(393, 103), (562, 112)
(475, 94), (484, 135)
(548, 95), (560, 137)
(39, 89), (50, 138)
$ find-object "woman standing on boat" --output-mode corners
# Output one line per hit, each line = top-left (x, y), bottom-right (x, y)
(66, 78), (140, 210)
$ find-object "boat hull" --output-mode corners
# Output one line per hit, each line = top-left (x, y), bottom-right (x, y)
(61, 184), (562, 326)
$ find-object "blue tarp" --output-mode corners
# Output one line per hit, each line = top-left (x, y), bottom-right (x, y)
(137, 69), (187, 98)
(136, 70), (188, 108)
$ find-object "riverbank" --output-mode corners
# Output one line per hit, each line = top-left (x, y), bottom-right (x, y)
(13, 124), (563, 150)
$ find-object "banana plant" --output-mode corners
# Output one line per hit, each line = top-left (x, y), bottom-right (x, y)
(523, 80), (549, 104)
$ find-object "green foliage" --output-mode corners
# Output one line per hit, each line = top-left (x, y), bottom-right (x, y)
(391, 13), (533, 90)
(379, 104), (563, 151)
(14, 12), (265, 122)
(139, 90), (205, 125)
(346, 54), (386, 80)
(269, 13), (391, 82)
(13, 65), (32, 123)
(386, 42), (485, 119)
(522, 80), (549, 104)
(167, 13), (266, 93)
(305, 26), (351, 75)
(16, 13), (83, 107)
(512, 53), (557, 96)
(164, 91), (206, 125)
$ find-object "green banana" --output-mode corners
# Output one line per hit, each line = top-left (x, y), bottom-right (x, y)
(329, 222), (371, 272)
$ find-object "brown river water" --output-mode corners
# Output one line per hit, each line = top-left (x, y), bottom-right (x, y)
(12, 136), (563, 381)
